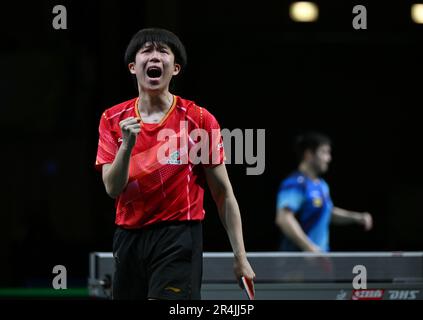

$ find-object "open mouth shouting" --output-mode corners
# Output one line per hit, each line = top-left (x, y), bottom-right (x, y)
(146, 65), (163, 80)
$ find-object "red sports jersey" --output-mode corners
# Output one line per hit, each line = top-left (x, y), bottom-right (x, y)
(95, 95), (224, 228)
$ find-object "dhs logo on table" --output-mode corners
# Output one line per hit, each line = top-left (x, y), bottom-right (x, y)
(388, 290), (419, 300)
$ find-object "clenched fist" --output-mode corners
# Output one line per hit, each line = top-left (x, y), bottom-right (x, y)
(119, 117), (141, 150)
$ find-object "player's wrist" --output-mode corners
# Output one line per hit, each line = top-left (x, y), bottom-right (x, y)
(120, 140), (134, 152)
(233, 251), (247, 261)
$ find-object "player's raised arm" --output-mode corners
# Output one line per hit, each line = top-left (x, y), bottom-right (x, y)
(102, 117), (141, 198)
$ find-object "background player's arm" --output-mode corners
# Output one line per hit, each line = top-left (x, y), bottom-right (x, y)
(204, 163), (256, 282)
(102, 117), (141, 198)
(331, 207), (373, 231)
(275, 208), (321, 252)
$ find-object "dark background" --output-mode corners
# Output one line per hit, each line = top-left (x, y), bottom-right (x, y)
(0, 0), (422, 287)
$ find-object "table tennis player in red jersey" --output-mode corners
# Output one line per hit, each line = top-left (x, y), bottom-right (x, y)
(95, 28), (255, 299)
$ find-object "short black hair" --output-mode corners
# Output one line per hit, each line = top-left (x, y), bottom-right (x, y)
(124, 28), (187, 70)
(294, 132), (331, 161)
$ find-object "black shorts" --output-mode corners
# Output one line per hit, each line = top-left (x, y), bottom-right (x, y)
(112, 220), (203, 300)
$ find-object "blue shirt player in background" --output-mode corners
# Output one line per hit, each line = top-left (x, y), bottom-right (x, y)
(275, 132), (373, 252)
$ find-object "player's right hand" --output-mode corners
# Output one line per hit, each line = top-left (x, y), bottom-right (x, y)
(119, 117), (141, 149)
(306, 243), (322, 253)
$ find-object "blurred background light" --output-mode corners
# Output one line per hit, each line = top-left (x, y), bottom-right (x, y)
(411, 4), (423, 23)
(289, 1), (319, 22)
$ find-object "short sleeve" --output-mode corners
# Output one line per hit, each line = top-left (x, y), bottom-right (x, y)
(201, 108), (225, 168)
(276, 180), (305, 214)
(95, 112), (118, 171)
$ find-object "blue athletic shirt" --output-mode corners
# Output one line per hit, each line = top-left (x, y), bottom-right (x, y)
(276, 171), (333, 251)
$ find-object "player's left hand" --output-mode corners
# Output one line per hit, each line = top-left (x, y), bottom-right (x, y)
(233, 255), (256, 287)
(360, 212), (373, 231)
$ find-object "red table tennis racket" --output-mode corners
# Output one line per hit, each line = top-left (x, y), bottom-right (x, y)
(240, 276), (255, 300)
